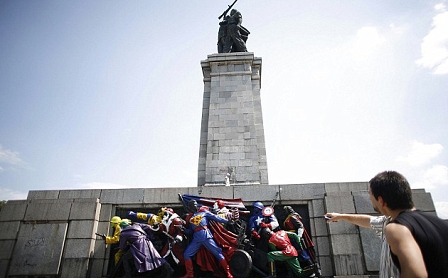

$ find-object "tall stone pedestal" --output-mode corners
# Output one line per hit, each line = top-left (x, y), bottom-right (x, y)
(198, 53), (268, 186)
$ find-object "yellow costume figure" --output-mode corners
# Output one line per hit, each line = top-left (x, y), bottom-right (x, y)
(105, 216), (123, 265)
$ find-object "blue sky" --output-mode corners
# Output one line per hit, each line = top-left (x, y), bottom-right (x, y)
(1, 1), (447, 218)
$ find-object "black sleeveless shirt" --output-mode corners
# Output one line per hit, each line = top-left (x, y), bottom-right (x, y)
(390, 210), (448, 277)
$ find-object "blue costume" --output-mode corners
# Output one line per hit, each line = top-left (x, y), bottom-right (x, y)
(182, 200), (234, 278)
(249, 201), (279, 233)
(249, 201), (280, 253)
(184, 207), (228, 260)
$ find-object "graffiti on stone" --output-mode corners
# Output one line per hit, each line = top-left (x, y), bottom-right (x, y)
(24, 237), (45, 248)
(9, 223), (67, 276)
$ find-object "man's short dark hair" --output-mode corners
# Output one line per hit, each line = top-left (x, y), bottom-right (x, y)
(369, 171), (414, 210)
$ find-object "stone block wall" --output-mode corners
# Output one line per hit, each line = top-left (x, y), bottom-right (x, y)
(0, 198), (100, 278)
(0, 183), (436, 277)
(198, 53), (268, 186)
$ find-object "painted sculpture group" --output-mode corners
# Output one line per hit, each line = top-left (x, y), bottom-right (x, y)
(97, 194), (321, 278)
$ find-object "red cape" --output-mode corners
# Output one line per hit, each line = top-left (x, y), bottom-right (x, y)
(195, 221), (238, 277)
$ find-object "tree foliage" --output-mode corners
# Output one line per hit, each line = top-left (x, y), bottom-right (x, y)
(0, 200), (6, 213)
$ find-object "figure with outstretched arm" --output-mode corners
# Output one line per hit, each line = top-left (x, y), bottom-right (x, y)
(96, 216), (124, 265)
(182, 199), (234, 278)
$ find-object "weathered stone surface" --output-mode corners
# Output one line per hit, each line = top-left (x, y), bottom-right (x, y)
(330, 234), (362, 255)
(24, 199), (72, 221)
(144, 187), (188, 204)
(318, 256), (333, 277)
(67, 220), (98, 239)
(316, 236), (330, 256)
(63, 238), (94, 258)
(234, 184), (279, 202)
(59, 258), (89, 278)
(325, 194), (356, 214)
(99, 203), (113, 222)
(0, 221), (20, 240)
(69, 198), (100, 220)
(311, 198), (326, 217)
(327, 219), (359, 235)
(199, 53), (267, 186)
(325, 182), (368, 193)
(27, 190), (60, 199)
(413, 191), (436, 212)
(188, 185), (234, 199)
(9, 223), (67, 276)
(353, 191), (375, 214)
(59, 189), (101, 199)
(360, 227), (381, 272)
(0, 200), (27, 221)
(89, 258), (106, 278)
(0, 260), (8, 278)
(314, 217), (329, 236)
(96, 220), (111, 236)
(93, 237), (107, 259)
(280, 183), (325, 200)
(0, 240), (15, 259)
(100, 188), (145, 203)
(333, 254), (364, 275)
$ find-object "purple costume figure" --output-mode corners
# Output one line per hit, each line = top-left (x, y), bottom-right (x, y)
(182, 200), (233, 278)
(119, 221), (172, 277)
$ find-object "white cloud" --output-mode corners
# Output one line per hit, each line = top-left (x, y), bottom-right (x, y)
(415, 5), (448, 75)
(0, 145), (24, 165)
(351, 27), (386, 59)
(0, 188), (28, 200)
(75, 182), (136, 189)
(413, 165), (448, 189)
(435, 3), (446, 12)
(389, 23), (409, 37)
(396, 140), (443, 166)
(435, 201), (448, 219)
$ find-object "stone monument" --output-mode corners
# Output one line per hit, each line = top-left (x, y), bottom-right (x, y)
(0, 7), (441, 278)
(198, 53), (268, 187)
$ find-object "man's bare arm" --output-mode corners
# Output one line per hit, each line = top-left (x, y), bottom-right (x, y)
(384, 223), (427, 278)
(324, 212), (372, 228)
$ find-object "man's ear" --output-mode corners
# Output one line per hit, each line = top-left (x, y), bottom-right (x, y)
(378, 196), (386, 207)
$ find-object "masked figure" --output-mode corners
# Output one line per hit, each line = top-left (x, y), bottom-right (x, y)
(212, 200), (240, 221)
(182, 200), (235, 278)
(154, 207), (187, 268)
(98, 216), (123, 265)
(249, 201), (279, 251)
(263, 228), (306, 278)
(283, 206), (316, 267)
(119, 221), (173, 278)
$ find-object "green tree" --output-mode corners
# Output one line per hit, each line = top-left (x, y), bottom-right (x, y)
(0, 200), (6, 213)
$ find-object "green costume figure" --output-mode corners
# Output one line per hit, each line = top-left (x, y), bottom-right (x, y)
(264, 228), (305, 278)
